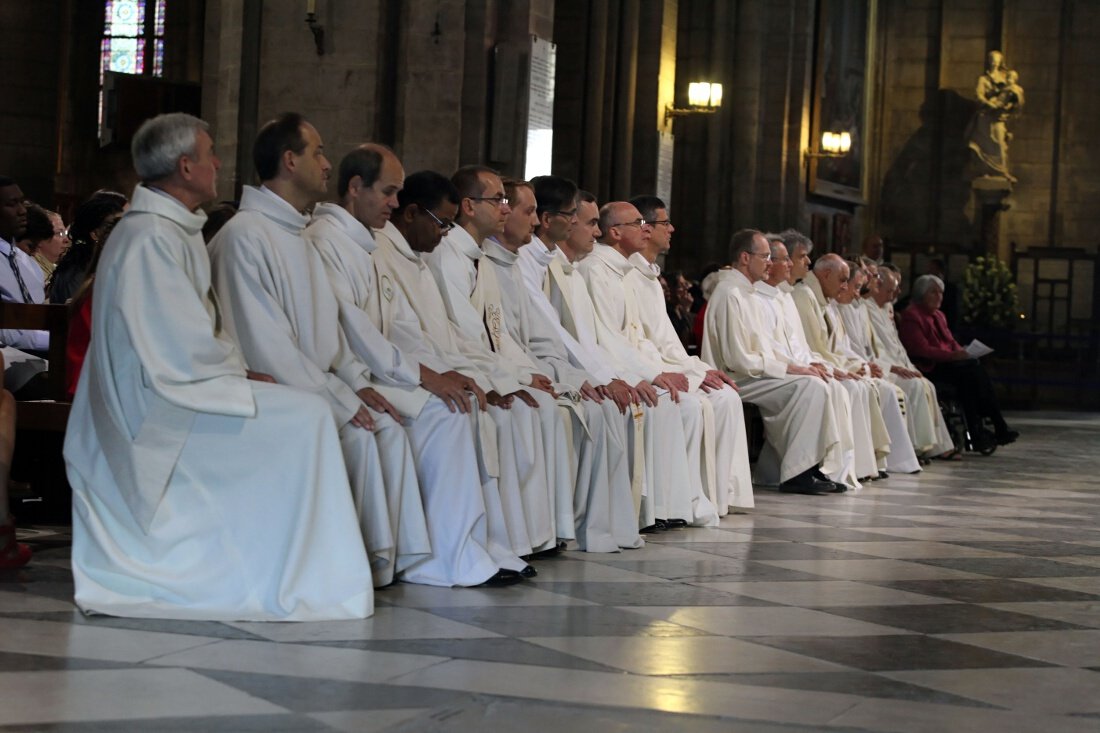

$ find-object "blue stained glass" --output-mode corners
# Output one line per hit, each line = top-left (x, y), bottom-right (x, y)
(154, 0), (166, 36)
(153, 39), (164, 76)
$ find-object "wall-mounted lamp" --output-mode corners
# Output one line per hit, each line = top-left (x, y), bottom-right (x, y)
(806, 130), (852, 158)
(665, 82), (723, 125)
(306, 1), (324, 56)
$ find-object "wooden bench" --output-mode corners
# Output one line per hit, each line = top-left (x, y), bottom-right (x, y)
(0, 302), (71, 431)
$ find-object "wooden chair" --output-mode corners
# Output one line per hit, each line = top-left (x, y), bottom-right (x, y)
(0, 302), (72, 431)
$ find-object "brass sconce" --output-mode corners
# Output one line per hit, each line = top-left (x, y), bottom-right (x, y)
(665, 82), (723, 124)
(806, 130), (852, 158)
(306, 0), (324, 56)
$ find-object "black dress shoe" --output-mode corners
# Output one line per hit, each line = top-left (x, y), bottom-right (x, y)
(529, 541), (567, 560)
(996, 429), (1019, 445)
(639, 523), (661, 534)
(666, 518), (689, 529)
(478, 569), (524, 587)
(779, 475), (830, 495)
(652, 519), (670, 531)
(826, 480), (848, 493)
(519, 565), (537, 578)
(877, 470), (890, 480)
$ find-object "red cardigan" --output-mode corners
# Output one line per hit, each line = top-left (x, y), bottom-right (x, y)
(897, 304), (961, 372)
(66, 295), (92, 399)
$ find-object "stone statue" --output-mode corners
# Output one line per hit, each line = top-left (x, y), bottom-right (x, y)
(967, 50), (1024, 183)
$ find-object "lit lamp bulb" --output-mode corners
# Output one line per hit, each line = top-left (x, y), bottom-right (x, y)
(838, 132), (852, 153)
(821, 132), (838, 154)
(688, 82), (723, 108)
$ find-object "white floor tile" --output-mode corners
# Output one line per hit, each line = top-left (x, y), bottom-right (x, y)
(624, 605), (915, 636)
(0, 617), (220, 663)
(227, 607), (500, 641)
(0, 668), (284, 726)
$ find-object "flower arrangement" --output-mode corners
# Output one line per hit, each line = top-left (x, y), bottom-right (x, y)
(961, 256), (1019, 328)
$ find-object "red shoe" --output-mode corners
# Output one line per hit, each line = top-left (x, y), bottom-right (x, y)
(0, 519), (32, 569)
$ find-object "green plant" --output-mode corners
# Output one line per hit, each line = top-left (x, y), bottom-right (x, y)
(961, 256), (1019, 328)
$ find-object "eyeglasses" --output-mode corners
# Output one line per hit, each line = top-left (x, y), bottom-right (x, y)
(751, 252), (772, 262)
(610, 218), (647, 229)
(53, 229), (70, 239)
(548, 208), (578, 219)
(421, 207), (455, 233)
(468, 195), (509, 207)
(649, 218), (672, 227)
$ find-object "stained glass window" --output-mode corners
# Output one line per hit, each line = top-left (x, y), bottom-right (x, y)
(99, 0), (167, 138)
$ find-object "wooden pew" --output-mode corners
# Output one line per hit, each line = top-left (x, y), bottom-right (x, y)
(0, 302), (71, 431)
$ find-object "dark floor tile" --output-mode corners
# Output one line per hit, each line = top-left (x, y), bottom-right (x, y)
(819, 603), (1092, 634)
(940, 541), (1100, 557)
(990, 527), (1100, 542)
(873, 579), (1100, 603)
(678, 670), (999, 707)
(313, 637), (622, 672)
(0, 650), (136, 672)
(531, 581), (776, 606)
(195, 669), (482, 713)
(652, 542), (876, 562)
(911, 557), (1100, 578)
(737, 528), (915, 543)
(0, 715), (332, 733)
(0, 609), (267, 640)
(590, 557), (825, 582)
(748, 634), (1054, 671)
(421, 605), (711, 638)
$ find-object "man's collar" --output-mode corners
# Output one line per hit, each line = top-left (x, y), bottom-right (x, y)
(591, 243), (632, 276)
(377, 220), (422, 265)
(778, 281), (794, 294)
(483, 236), (517, 265)
(311, 202), (376, 251)
(755, 280), (780, 297)
(728, 268), (754, 291)
(801, 271), (829, 306)
(127, 183), (207, 235)
(627, 251), (658, 280)
(240, 185), (309, 233)
(523, 237), (557, 267)
(443, 225), (484, 261)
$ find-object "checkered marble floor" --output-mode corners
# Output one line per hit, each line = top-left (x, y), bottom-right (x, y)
(3, 413), (1100, 732)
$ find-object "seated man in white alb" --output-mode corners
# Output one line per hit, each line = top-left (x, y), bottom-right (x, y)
(210, 113), (431, 587)
(371, 171), (555, 569)
(627, 195), (754, 514)
(792, 254), (921, 476)
(702, 229), (843, 495)
(754, 236), (861, 487)
(428, 166), (574, 554)
(863, 264), (957, 459)
(305, 143), (528, 586)
(64, 112), (374, 620)
(487, 176), (641, 551)
(517, 190), (702, 532)
(580, 202), (719, 525)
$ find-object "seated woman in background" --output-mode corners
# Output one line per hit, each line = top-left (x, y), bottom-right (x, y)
(16, 204), (69, 279)
(897, 273), (1018, 451)
(47, 190), (127, 304)
(65, 213), (124, 399)
(0, 352), (31, 570)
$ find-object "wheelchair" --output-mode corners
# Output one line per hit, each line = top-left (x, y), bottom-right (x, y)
(935, 382), (997, 456)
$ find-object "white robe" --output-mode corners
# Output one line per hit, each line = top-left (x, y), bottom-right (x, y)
(753, 281), (859, 487)
(428, 226), (572, 550)
(209, 185), (431, 587)
(480, 237), (641, 551)
(627, 251), (754, 512)
(827, 299), (921, 474)
(304, 203), (517, 585)
(64, 184), (373, 621)
(865, 298), (955, 455)
(701, 269), (837, 484)
(579, 245), (718, 526)
(517, 242), (680, 531)
(792, 273), (894, 475)
(370, 221), (550, 560)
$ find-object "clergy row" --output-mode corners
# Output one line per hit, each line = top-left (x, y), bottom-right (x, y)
(64, 112), (767, 622)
